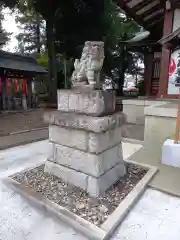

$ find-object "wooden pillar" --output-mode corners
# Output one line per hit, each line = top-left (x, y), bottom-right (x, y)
(144, 51), (153, 96)
(0, 70), (3, 110)
(1, 70), (7, 110)
(27, 77), (32, 108)
(158, 9), (174, 98)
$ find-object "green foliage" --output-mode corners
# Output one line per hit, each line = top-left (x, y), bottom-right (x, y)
(54, 0), (106, 58)
(0, 4), (10, 48)
(56, 55), (74, 89)
(37, 52), (74, 89)
(101, 1), (140, 95)
(4, 0), (141, 97)
(36, 52), (48, 68)
(1, 0), (16, 8)
(16, 8), (46, 54)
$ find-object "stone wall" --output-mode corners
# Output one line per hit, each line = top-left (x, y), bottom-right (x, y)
(144, 103), (177, 147)
(123, 99), (169, 125)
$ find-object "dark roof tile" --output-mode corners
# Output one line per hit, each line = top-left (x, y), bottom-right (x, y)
(0, 51), (47, 73)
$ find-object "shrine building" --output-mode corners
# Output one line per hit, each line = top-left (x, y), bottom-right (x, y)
(0, 50), (46, 110)
(119, 0), (180, 99)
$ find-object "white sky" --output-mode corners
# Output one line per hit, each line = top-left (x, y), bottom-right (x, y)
(2, 8), (19, 52)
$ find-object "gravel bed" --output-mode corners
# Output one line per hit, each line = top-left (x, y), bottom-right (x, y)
(12, 163), (147, 227)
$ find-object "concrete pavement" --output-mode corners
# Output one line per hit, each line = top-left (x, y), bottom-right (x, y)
(0, 128), (48, 150)
(1, 140), (180, 240)
(112, 188), (180, 240)
(0, 140), (143, 240)
(0, 140), (88, 240)
(130, 143), (180, 197)
(0, 182), (87, 240)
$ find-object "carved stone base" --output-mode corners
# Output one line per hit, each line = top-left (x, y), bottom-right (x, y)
(57, 89), (116, 117)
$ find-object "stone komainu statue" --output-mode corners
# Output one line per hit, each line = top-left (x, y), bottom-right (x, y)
(72, 41), (105, 88)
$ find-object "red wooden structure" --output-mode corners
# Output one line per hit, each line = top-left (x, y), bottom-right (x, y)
(0, 50), (46, 110)
(118, 0), (180, 99)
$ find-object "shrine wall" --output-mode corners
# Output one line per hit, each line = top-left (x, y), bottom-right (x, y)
(173, 8), (180, 32)
(167, 8), (180, 95)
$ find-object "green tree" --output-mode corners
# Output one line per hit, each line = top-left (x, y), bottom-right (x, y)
(3, 0), (58, 102)
(24, 0), (113, 101)
(54, 0), (140, 95)
(16, 9), (46, 54)
(0, 5), (10, 48)
(36, 51), (48, 68)
(101, 2), (140, 95)
(4, 0), (140, 98)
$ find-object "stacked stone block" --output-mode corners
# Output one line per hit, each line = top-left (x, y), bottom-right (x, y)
(44, 88), (126, 197)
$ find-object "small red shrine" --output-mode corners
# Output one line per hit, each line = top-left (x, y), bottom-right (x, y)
(0, 50), (46, 110)
(119, 0), (180, 99)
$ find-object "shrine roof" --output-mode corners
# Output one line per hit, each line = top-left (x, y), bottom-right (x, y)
(117, 0), (179, 39)
(119, 35), (161, 52)
(158, 26), (180, 45)
(0, 51), (46, 74)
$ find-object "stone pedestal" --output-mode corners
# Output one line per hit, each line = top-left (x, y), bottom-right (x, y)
(44, 89), (126, 197)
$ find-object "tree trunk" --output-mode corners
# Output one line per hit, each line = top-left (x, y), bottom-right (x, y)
(46, 17), (57, 104)
(36, 14), (41, 54)
(117, 47), (126, 96)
